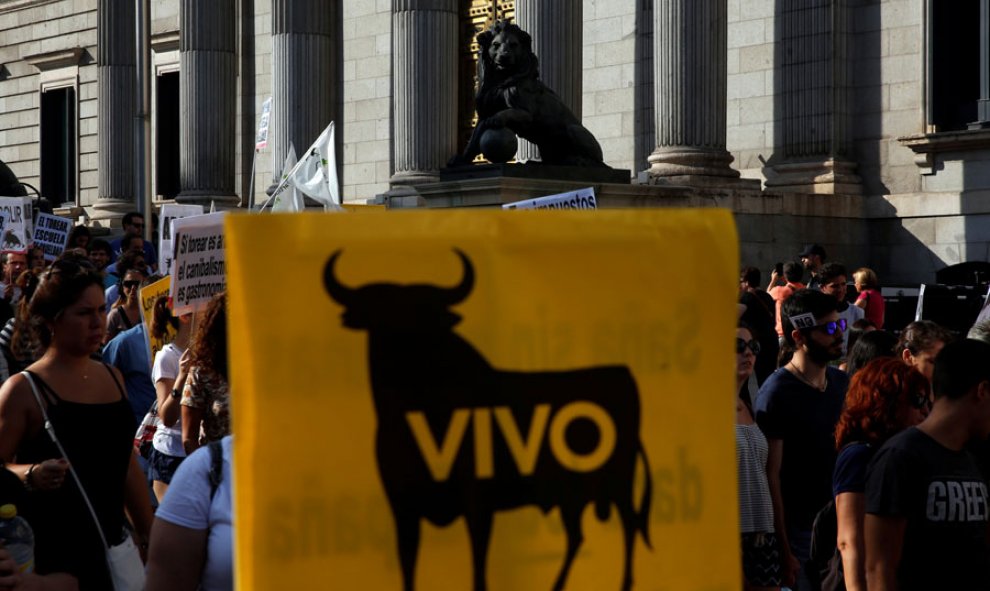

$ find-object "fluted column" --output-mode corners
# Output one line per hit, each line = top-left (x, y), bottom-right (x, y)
(648, 0), (741, 184)
(766, 0), (861, 194)
(94, 0), (136, 213)
(177, 0), (238, 205)
(271, 1), (338, 181)
(514, 0), (582, 163)
(391, 0), (459, 185)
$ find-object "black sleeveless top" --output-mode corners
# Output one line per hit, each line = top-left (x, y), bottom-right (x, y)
(17, 365), (136, 590)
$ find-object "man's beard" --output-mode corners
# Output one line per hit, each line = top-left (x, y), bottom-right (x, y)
(805, 335), (842, 365)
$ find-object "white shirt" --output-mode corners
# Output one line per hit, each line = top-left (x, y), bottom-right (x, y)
(152, 343), (186, 457)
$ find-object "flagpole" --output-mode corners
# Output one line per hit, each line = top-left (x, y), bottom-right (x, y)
(246, 149), (258, 210)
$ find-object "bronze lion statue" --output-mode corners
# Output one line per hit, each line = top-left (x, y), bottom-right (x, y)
(449, 20), (607, 168)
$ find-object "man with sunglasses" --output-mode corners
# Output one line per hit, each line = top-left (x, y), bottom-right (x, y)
(866, 339), (990, 591)
(109, 211), (157, 271)
(817, 262), (864, 358)
(755, 289), (850, 590)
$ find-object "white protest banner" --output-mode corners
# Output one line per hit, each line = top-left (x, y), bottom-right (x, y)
(0, 197), (32, 253)
(32, 213), (71, 261)
(169, 212), (226, 316)
(158, 204), (205, 276)
(503, 187), (597, 210)
(255, 97), (272, 151)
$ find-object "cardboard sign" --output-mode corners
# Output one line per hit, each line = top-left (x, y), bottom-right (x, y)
(139, 275), (174, 367)
(170, 212), (225, 316)
(158, 204), (205, 276)
(32, 213), (71, 261)
(0, 197), (32, 253)
(226, 210), (740, 591)
(503, 187), (597, 210)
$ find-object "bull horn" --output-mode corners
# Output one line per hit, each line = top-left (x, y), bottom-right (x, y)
(444, 249), (475, 305)
(323, 250), (356, 305)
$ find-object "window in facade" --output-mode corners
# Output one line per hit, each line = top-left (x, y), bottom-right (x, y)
(40, 86), (76, 205)
(929, 0), (982, 131)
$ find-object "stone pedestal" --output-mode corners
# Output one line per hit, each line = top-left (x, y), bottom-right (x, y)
(391, 0), (459, 185)
(93, 0), (137, 218)
(177, 0), (238, 206)
(514, 0), (582, 163)
(648, 0), (752, 187)
(271, 1), (338, 183)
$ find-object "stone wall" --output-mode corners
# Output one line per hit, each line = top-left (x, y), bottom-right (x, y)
(0, 0), (98, 207)
(341, 0), (391, 202)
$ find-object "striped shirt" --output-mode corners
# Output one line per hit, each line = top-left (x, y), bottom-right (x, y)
(737, 423), (775, 533)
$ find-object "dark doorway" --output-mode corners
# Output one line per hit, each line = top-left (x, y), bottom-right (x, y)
(931, 0), (980, 131)
(156, 71), (180, 199)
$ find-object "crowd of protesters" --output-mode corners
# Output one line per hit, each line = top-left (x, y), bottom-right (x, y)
(737, 243), (990, 591)
(0, 209), (989, 591)
(0, 211), (231, 590)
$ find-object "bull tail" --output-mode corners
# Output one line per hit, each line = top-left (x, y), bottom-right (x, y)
(636, 442), (652, 549)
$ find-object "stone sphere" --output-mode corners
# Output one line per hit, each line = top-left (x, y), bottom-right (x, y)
(480, 128), (518, 163)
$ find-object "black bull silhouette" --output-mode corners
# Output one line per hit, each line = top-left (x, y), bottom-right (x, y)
(323, 250), (652, 591)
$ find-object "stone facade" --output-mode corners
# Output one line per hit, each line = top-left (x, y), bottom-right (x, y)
(0, 0), (989, 285)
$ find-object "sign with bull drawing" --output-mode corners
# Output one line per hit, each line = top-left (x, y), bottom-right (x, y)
(226, 209), (741, 591)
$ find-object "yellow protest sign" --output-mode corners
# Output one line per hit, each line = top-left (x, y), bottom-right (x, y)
(139, 275), (173, 365)
(226, 210), (739, 591)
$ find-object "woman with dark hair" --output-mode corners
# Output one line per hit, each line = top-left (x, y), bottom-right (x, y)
(844, 330), (897, 378)
(0, 269), (42, 377)
(0, 253), (153, 589)
(181, 292), (229, 455)
(66, 225), (91, 251)
(148, 295), (193, 501)
(896, 320), (954, 381)
(736, 322), (790, 590)
(104, 266), (146, 345)
(830, 358), (931, 591)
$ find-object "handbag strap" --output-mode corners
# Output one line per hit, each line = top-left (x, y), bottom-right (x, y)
(21, 371), (113, 552)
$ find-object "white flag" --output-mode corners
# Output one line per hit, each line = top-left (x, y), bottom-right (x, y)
(270, 143), (305, 212)
(275, 122), (342, 211)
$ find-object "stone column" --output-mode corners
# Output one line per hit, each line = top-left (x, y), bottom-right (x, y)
(766, 0), (861, 194)
(391, 0), (459, 185)
(177, 0), (238, 206)
(271, 1), (338, 181)
(94, 0), (136, 215)
(648, 0), (744, 185)
(514, 0), (582, 163)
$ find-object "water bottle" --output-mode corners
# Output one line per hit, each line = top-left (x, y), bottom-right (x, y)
(0, 504), (34, 574)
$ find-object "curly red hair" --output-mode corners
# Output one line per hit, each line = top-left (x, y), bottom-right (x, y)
(834, 357), (930, 449)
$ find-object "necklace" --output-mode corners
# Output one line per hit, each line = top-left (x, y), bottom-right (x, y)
(788, 361), (827, 392)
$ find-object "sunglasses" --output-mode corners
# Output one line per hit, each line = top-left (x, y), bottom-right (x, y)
(736, 338), (761, 355)
(803, 318), (848, 336)
(122, 280), (140, 289)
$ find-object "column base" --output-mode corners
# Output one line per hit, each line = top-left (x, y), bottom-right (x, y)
(89, 199), (137, 227)
(764, 158), (862, 195)
(390, 171), (440, 186)
(647, 147), (759, 189)
(176, 191), (241, 209)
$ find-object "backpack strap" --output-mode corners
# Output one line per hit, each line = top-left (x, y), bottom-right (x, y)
(207, 440), (224, 501)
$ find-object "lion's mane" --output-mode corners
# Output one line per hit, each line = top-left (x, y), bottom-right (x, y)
(475, 20), (540, 118)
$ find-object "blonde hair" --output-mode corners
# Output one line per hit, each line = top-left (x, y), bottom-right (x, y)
(853, 267), (879, 289)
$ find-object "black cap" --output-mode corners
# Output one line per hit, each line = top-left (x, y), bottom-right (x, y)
(798, 243), (826, 259)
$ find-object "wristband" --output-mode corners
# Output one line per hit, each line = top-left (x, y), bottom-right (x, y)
(171, 388), (181, 400)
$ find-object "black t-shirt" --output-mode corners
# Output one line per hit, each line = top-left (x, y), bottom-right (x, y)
(755, 366), (849, 531)
(866, 427), (990, 590)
